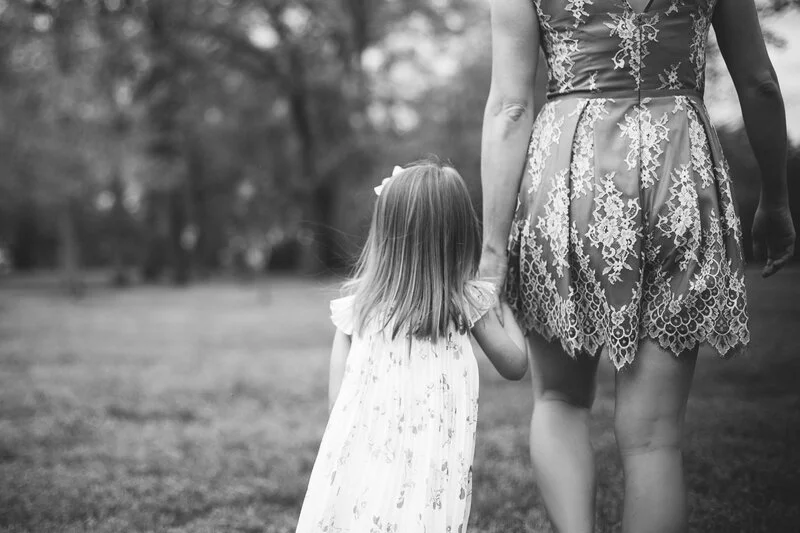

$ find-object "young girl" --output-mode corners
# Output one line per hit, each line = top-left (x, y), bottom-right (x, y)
(295, 159), (527, 533)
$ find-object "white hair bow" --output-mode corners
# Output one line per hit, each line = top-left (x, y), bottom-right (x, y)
(374, 166), (404, 196)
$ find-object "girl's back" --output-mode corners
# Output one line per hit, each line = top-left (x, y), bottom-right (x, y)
(296, 280), (493, 532)
(295, 159), (527, 533)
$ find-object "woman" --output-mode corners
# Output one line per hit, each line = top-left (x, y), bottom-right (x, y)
(479, 0), (795, 532)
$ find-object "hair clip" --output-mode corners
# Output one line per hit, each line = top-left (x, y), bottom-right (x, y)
(374, 166), (404, 196)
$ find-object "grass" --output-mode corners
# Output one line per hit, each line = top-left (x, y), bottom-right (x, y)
(0, 269), (799, 533)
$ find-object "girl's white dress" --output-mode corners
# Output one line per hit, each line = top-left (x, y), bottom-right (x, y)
(295, 281), (495, 533)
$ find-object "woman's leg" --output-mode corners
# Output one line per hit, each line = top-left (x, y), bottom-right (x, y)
(614, 340), (698, 533)
(528, 331), (600, 533)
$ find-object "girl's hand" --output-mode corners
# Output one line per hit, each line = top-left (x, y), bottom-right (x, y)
(471, 303), (528, 381)
(479, 249), (509, 324)
(752, 202), (795, 278)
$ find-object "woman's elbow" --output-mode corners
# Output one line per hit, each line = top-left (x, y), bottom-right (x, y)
(489, 96), (533, 122)
(738, 70), (783, 103)
(485, 94), (534, 142)
(500, 99), (532, 123)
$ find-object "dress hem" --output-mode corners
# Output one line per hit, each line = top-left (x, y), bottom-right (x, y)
(520, 318), (749, 370)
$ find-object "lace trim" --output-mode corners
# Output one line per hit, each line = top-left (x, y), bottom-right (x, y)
(508, 214), (748, 368)
(506, 96), (748, 369)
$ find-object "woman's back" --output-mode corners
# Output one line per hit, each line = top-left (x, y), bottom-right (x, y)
(534, 0), (716, 97)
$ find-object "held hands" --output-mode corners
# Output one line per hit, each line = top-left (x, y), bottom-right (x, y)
(752, 202), (796, 278)
(478, 248), (529, 364)
(478, 248), (509, 325)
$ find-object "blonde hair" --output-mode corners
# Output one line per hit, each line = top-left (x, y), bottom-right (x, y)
(345, 157), (482, 341)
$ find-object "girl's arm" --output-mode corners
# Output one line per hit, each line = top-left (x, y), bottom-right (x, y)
(479, 0), (540, 293)
(501, 303), (527, 356)
(328, 329), (351, 412)
(713, 0), (795, 277)
(472, 304), (528, 380)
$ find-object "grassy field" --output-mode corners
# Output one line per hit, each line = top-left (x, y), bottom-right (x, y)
(0, 269), (799, 533)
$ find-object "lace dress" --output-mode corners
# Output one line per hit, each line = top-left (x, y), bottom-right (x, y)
(295, 281), (495, 533)
(506, 0), (749, 369)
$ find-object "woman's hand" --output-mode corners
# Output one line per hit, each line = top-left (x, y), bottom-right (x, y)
(752, 201), (795, 278)
(479, 248), (509, 323)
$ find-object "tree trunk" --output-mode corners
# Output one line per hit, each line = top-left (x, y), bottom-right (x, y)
(168, 186), (191, 286)
(143, 1), (191, 285)
(11, 202), (38, 271)
(141, 190), (169, 282)
(51, 0), (83, 295)
(185, 139), (206, 278)
(300, 179), (342, 274)
(109, 172), (131, 287)
(59, 199), (83, 297)
(297, 206), (328, 275)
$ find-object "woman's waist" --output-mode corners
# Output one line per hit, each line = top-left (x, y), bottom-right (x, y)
(544, 53), (705, 100)
(547, 87), (703, 103)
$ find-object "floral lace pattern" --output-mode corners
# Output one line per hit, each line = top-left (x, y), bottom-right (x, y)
(566, 0), (594, 26)
(643, 212), (749, 356)
(535, 0), (714, 99)
(587, 172), (642, 285)
(656, 164), (701, 271)
(527, 102), (564, 194)
(658, 62), (683, 90)
(687, 104), (715, 188)
(605, 9), (660, 89)
(507, 91), (749, 369)
(716, 159), (745, 248)
(538, 169), (571, 276)
(534, 1), (580, 93)
(570, 99), (611, 199)
(509, 0), (748, 368)
(296, 282), (495, 532)
(666, 0), (683, 16)
(618, 103), (671, 188)
(689, 1), (716, 91)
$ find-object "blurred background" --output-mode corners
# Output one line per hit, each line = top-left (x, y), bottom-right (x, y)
(0, 1), (798, 532)
(0, 0), (798, 285)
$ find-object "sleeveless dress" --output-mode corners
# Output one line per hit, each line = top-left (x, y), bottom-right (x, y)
(295, 281), (495, 533)
(505, 0), (749, 369)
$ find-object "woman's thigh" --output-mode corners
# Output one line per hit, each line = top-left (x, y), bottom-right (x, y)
(614, 339), (698, 452)
(528, 331), (600, 409)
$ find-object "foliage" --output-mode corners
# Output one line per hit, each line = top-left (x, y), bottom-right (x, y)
(0, 0), (797, 284)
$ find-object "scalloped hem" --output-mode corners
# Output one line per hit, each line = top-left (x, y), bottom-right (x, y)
(520, 319), (749, 370)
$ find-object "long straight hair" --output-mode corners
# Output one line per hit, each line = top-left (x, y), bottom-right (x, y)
(345, 158), (482, 341)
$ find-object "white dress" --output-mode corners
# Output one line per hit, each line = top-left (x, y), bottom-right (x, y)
(295, 281), (495, 533)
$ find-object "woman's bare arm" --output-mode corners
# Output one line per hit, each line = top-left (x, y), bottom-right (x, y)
(479, 0), (540, 292)
(713, 0), (795, 276)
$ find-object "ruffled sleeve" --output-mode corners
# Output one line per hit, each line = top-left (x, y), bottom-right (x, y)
(465, 280), (497, 327)
(330, 295), (356, 335)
